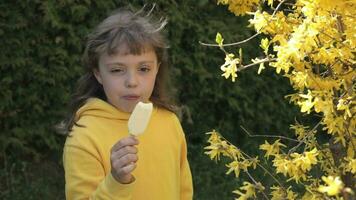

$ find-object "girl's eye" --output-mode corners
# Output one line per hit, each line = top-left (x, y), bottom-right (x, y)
(139, 65), (151, 72)
(110, 68), (124, 73)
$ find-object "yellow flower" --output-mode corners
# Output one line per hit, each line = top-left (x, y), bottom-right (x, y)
(222, 0), (260, 16)
(337, 98), (352, 119)
(226, 160), (242, 177)
(298, 90), (315, 114)
(345, 158), (356, 174)
(287, 71), (308, 90)
(204, 130), (224, 161)
(259, 139), (286, 158)
(318, 176), (344, 196)
(273, 148), (319, 182)
(249, 10), (269, 33)
(300, 148), (318, 171)
(290, 123), (310, 140)
(204, 142), (222, 161)
(220, 53), (239, 82)
(233, 181), (257, 200)
(271, 186), (298, 200)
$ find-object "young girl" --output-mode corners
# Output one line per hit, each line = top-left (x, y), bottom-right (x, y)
(61, 7), (193, 200)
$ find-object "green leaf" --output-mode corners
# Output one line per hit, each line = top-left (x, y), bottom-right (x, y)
(267, 0), (274, 7)
(215, 32), (224, 46)
(260, 38), (269, 55)
(239, 48), (243, 65)
(258, 62), (265, 74)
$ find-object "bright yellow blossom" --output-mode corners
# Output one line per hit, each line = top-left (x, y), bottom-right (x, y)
(271, 186), (298, 200)
(345, 158), (356, 174)
(233, 181), (259, 200)
(318, 176), (344, 196)
(218, 0), (260, 16)
(226, 160), (242, 177)
(259, 139), (286, 158)
(273, 148), (318, 182)
(220, 53), (239, 82)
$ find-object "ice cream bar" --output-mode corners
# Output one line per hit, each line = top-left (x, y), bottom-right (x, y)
(128, 102), (153, 136)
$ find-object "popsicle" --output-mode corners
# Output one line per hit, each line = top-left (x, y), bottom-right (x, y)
(128, 102), (153, 136)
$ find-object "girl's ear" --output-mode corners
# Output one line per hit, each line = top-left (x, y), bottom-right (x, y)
(93, 68), (103, 85)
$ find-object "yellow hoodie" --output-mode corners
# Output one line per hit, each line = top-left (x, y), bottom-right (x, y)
(63, 98), (193, 200)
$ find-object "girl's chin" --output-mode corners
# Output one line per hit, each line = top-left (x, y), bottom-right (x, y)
(114, 99), (148, 113)
(118, 102), (138, 113)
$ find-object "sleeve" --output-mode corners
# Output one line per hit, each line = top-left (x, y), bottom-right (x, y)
(63, 141), (134, 199)
(172, 116), (194, 200)
(179, 134), (194, 200)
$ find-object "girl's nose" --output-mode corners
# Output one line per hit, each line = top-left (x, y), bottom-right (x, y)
(125, 72), (138, 88)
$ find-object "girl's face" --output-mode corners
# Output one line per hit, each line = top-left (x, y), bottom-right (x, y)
(94, 46), (159, 113)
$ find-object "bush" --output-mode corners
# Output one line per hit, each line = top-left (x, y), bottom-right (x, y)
(0, 0), (298, 199)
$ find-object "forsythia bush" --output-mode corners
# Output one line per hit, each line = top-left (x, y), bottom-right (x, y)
(204, 0), (355, 199)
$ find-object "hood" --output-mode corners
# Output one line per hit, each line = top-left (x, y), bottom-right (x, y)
(75, 98), (131, 121)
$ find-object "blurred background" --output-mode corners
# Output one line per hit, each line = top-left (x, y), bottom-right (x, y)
(0, 0), (302, 199)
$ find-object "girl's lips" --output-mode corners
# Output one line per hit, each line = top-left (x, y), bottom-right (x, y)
(122, 95), (140, 100)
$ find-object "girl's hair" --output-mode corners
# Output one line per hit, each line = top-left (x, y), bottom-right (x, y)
(57, 6), (175, 135)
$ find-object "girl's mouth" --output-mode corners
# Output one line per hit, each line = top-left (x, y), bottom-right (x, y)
(122, 95), (140, 101)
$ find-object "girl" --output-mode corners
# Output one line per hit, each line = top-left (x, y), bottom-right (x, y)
(61, 7), (193, 200)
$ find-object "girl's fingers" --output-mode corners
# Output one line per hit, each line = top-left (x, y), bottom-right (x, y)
(111, 162), (136, 183)
(120, 163), (137, 175)
(112, 153), (138, 169)
(111, 136), (139, 153)
(111, 145), (138, 160)
(118, 153), (138, 168)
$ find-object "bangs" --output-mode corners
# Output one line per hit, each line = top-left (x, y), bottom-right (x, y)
(107, 29), (154, 55)
(92, 27), (165, 58)
(90, 18), (168, 57)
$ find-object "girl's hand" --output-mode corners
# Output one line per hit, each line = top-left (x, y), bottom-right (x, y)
(110, 135), (139, 184)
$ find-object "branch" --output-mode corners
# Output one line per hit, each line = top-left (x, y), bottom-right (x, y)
(199, 32), (260, 47)
(240, 151), (286, 190)
(345, 122), (356, 158)
(238, 58), (277, 72)
(240, 125), (299, 142)
(336, 15), (346, 40)
(272, 0), (287, 16)
(288, 120), (322, 155)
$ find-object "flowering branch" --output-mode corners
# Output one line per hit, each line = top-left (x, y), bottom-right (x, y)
(245, 171), (270, 200)
(288, 120), (322, 155)
(199, 0), (287, 47)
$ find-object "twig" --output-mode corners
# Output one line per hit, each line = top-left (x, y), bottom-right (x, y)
(240, 125), (299, 142)
(199, 32), (260, 47)
(240, 150), (286, 190)
(314, 142), (340, 174)
(237, 58), (277, 72)
(272, 0), (287, 16)
(245, 171), (270, 200)
(345, 122), (356, 155)
(344, 14), (356, 19)
(288, 120), (322, 155)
